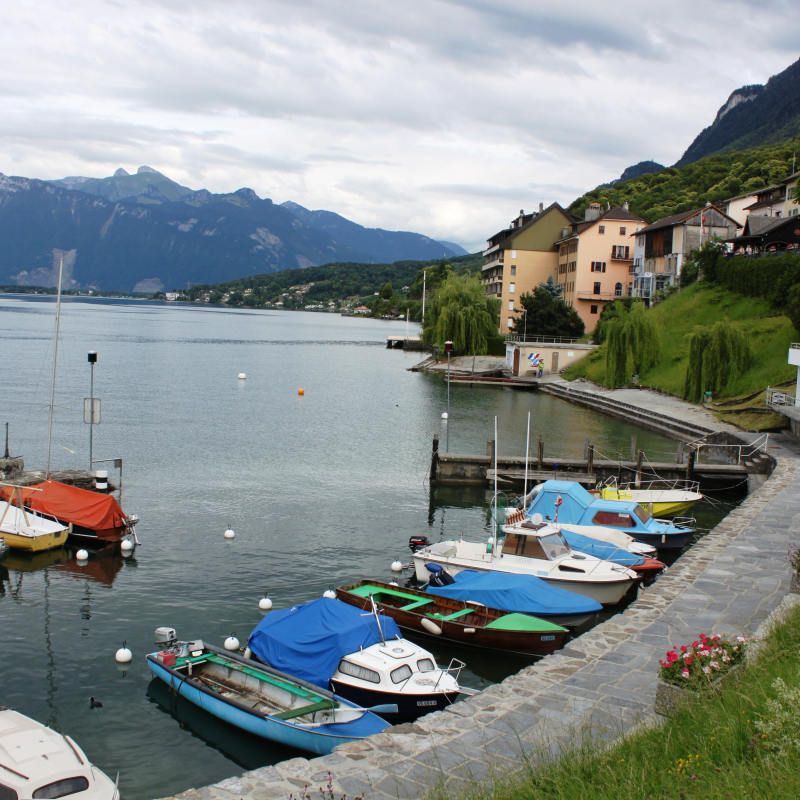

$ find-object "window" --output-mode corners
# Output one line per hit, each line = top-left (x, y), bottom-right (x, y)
(590, 305), (598, 314)
(619, 227), (627, 235)
(789, 187), (795, 200)
(591, 511), (634, 528)
(614, 282), (623, 296)
(539, 533), (570, 560)
(0, 784), (18, 800)
(390, 665), (413, 684)
(509, 283), (515, 293)
(508, 300), (514, 311)
(337, 660), (380, 683)
(33, 779), (90, 800)
(511, 250), (517, 258)
(591, 261), (606, 272)
(612, 246), (630, 259)
(638, 236), (644, 246)
(593, 282), (601, 294)
(507, 317), (513, 328)
(510, 265), (516, 275)
(502, 533), (547, 560)
(417, 658), (435, 672)
(598, 226), (605, 234)
(633, 505), (652, 524)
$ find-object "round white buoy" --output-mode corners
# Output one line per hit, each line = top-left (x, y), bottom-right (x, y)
(76, 549), (89, 560)
(120, 539), (133, 552)
(389, 580), (399, 587)
(323, 588), (336, 599)
(391, 559), (403, 572)
(421, 618), (442, 635)
(115, 642), (133, 663)
(238, 373), (247, 380)
(441, 412), (448, 420)
(224, 634), (240, 651)
(258, 594), (273, 611)
(224, 527), (235, 539)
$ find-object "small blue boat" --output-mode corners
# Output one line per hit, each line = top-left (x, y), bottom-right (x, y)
(146, 642), (390, 755)
(425, 569), (602, 627)
(526, 481), (695, 550)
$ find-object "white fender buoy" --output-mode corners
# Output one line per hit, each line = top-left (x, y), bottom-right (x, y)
(224, 634), (240, 651)
(238, 373), (246, 380)
(391, 559), (403, 572)
(243, 646), (252, 660)
(421, 618), (442, 635)
(389, 580), (399, 587)
(76, 549), (89, 560)
(258, 594), (273, 611)
(120, 539), (133, 552)
(115, 642), (133, 663)
(441, 412), (448, 420)
(224, 527), (235, 539)
(323, 587), (336, 599)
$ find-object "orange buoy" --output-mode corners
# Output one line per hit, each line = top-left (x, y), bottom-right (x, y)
(298, 388), (305, 395)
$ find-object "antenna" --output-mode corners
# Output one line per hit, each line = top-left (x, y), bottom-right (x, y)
(367, 593), (386, 645)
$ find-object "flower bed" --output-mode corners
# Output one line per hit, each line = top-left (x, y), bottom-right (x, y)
(654, 633), (750, 717)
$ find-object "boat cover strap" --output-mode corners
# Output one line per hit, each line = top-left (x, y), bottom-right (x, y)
(399, 599), (435, 611)
(273, 698), (337, 720)
(427, 607), (473, 621)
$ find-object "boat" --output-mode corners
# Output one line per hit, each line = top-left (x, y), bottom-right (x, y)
(247, 597), (467, 721)
(589, 477), (703, 517)
(146, 631), (390, 756)
(503, 511), (665, 578)
(0, 481), (138, 546)
(0, 486), (70, 552)
(0, 708), (118, 800)
(524, 481), (696, 550)
(412, 523), (638, 606)
(335, 579), (569, 655)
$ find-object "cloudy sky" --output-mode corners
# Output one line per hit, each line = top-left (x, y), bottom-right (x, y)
(1, 0), (797, 251)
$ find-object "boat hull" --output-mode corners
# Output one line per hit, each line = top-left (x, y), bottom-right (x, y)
(329, 680), (459, 722)
(146, 654), (387, 756)
(0, 528), (68, 552)
(633, 529), (695, 550)
(336, 583), (568, 656)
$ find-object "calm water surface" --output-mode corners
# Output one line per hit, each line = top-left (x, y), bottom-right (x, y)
(0, 297), (739, 799)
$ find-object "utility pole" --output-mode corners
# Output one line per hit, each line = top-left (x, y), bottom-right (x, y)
(421, 270), (427, 325)
(445, 340), (453, 452)
(87, 351), (98, 470)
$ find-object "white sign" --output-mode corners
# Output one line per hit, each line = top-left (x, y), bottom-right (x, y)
(84, 398), (101, 424)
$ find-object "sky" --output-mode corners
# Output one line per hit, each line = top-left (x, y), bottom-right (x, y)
(1, 0), (798, 252)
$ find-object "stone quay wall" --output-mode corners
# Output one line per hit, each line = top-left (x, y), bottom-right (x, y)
(164, 456), (798, 800)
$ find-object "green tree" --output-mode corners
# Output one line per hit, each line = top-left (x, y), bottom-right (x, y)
(423, 274), (499, 355)
(538, 274), (563, 298)
(592, 298), (636, 344)
(380, 282), (393, 299)
(604, 301), (660, 387)
(786, 283), (800, 333)
(511, 288), (585, 339)
(681, 238), (728, 284)
(683, 320), (753, 403)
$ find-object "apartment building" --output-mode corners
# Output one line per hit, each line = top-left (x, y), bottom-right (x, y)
(554, 204), (645, 329)
(482, 203), (579, 333)
(630, 205), (738, 298)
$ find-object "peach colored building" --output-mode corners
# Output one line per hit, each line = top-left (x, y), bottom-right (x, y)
(482, 203), (580, 334)
(554, 204), (645, 330)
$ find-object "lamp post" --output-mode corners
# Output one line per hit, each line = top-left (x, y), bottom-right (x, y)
(445, 340), (453, 452)
(87, 351), (97, 470)
(523, 308), (528, 340)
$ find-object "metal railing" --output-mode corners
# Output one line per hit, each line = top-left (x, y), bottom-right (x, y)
(766, 386), (797, 408)
(685, 432), (770, 466)
(505, 334), (580, 344)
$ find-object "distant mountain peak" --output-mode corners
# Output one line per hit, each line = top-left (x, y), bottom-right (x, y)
(137, 165), (161, 175)
(114, 168), (130, 177)
(235, 187), (259, 200)
(714, 85), (763, 124)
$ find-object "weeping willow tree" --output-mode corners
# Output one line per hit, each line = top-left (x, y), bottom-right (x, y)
(604, 301), (660, 388)
(423, 274), (499, 355)
(683, 320), (753, 403)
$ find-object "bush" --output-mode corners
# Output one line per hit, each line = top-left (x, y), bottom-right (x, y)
(592, 298), (635, 344)
(683, 319), (753, 403)
(604, 301), (659, 387)
(512, 287), (585, 339)
(716, 252), (800, 306)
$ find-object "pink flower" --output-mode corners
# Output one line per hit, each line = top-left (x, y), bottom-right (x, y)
(681, 670), (690, 678)
(710, 661), (720, 669)
(703, 666), (711, 674)
(722, 654), (730, 662)
(699, 649), (711, 657)
(737, 637), (745, 643)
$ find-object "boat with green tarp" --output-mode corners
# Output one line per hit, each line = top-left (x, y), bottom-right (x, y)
(335, 580), (568, 656)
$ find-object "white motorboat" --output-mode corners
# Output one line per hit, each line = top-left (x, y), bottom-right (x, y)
(413, 521), (638, 606)
(0, 708), (118, 800)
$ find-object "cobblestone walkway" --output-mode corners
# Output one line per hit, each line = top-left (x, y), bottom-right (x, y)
(163, 455), (799, 800)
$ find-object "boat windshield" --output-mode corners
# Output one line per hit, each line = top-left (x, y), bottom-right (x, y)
(633, 505), (652, 524)
(539, 533), (570, 560)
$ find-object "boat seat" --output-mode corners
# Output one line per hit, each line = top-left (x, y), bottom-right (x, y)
(426, 607), (474, 622)
(399, 599), (435, 611)
(273, 698), (337, 721)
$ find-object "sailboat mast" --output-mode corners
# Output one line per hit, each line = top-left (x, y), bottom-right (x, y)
(45, 256), (65, 480)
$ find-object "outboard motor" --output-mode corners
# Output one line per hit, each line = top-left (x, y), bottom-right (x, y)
(409, 535), (430, 553)
(425, 563), (456, 587)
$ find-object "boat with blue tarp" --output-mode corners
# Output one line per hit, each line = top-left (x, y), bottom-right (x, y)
(146, 633), (389, 756)
(525, 481), (696, 550)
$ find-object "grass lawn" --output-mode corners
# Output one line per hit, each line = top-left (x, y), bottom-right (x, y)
(563, 284), (797, 419)
(461, 604), (800, 800)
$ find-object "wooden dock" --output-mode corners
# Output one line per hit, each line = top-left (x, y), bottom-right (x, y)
(386, 336), (426, 351)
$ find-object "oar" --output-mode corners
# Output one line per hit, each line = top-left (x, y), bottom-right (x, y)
(366, 704), (399, 714)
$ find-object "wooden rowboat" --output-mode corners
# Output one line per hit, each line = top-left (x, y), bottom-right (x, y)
(336, 581), (568, 656)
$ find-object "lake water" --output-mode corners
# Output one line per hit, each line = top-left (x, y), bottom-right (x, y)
(0, 297), (739, 799)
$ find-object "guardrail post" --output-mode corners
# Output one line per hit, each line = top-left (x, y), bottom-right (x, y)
(587, 445), (594, 475)
(538, 434), (544, 471)
(677, 441), (685, 465)
(630, 435), (637, 462)
(430, 435), (439, 482)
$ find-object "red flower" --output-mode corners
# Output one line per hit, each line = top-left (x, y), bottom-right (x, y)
(680, 645), (688, 652)
(684, 657), (693, 665)
(692, 641), (699, 648)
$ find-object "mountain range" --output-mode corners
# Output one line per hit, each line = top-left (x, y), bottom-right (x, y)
(0, 167), (465, 292)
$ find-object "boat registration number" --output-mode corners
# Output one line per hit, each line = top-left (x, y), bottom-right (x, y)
(417, 700), (437, 706)
(540, 635), (555, 641)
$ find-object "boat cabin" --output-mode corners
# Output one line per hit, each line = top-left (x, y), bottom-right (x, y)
(501, 523), (572, 561)
(334, 638), (438, 691)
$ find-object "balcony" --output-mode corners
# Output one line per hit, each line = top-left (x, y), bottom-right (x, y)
(576, 291), (622, 301)
(610, 247), (633, 261)
(482, 255), (504, 270)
